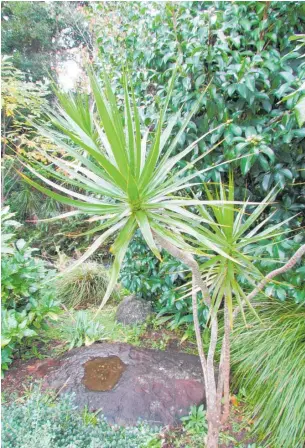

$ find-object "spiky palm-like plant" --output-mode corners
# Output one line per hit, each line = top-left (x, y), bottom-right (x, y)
(180, 174), (303, 446)
(19, 69), (235, 307)
(196, 174), (297, 319)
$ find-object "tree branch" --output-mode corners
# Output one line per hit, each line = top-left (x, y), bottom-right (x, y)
(233, 243), (305, 319)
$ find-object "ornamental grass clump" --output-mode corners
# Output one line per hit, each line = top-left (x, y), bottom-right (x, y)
(231, 299), (305, 448)
(56, 262), (118, 309)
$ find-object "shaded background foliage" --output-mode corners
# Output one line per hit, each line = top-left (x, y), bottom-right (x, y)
(1, 1), (91, 82)
(1, 2), (91, 225)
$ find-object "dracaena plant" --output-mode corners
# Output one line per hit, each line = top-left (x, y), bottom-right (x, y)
(196, 174), (297, 320)
(155, 174), (304, 448)
(177, 173), (303, 446)
(18, 68), (233, 307)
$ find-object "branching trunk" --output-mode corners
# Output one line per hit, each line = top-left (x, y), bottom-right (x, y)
(154, 234), (305, 447)
(247, 243), (305, 301)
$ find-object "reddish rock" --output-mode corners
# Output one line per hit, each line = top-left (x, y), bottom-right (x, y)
(26, 359), (62, 377)
(42, 343), (205, 425)
(2, 357), (62, 396)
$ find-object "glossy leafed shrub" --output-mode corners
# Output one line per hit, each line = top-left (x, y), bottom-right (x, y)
(120, 232), (185, 301)
(91, 1), (305, 223)
(120, 233), (208, 335)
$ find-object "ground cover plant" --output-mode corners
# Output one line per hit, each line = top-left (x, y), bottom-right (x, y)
(1, 389), (158, 448)
(63, 310), (108, 350)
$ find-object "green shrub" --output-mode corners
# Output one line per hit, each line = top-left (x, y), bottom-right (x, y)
(120, 232), (185, 301)
(1, 389), (157, 448)
(231, 299), (305, 448)
(181, 404), (208, 438)
(56, 261), (118, 308)
(1, 207), (60, 374)
(64, 310), (108, 349)
(120, 233), (208, 336)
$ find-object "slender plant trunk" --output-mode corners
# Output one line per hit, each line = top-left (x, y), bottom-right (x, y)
(154, 233), (223, 447)
(207, 423), (221, 448)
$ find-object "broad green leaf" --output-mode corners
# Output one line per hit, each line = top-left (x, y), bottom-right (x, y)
(295, 96), (305, 127)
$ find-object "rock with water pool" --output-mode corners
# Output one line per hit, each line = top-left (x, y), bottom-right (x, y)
(43, 342), (205, 426)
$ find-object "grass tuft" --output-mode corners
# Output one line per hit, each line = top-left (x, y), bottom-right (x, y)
(56, 262), (119, 308)
(231, 299), (305, 448)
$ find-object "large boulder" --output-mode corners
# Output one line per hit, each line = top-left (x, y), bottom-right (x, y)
(43, 343), (206, 425)
(116, 295), (153, 325)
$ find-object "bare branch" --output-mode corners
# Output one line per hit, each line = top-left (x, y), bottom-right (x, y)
(233, 243), (305, 319)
